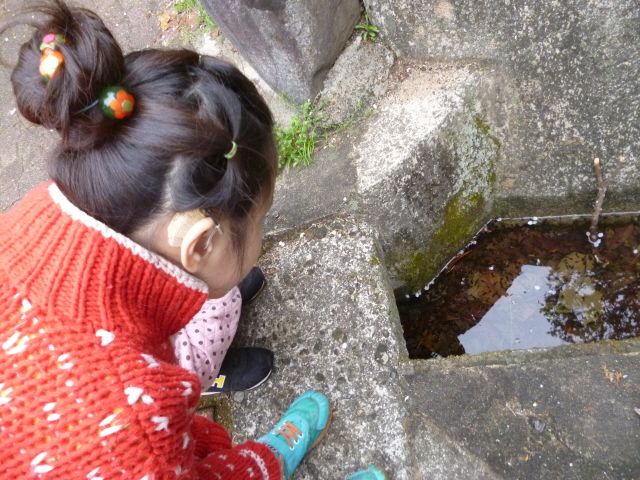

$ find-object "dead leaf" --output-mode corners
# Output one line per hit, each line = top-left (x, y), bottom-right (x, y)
(602, 365), (623, 384)
(419, 333), (440, 352)
(159, 10), (177, 31)
(555, 252), (595, 281)
(209, 29), (220, 39)
(466, 270), (509, 304)
(605, 224), (635, 250)
(185, 14), (199, 31)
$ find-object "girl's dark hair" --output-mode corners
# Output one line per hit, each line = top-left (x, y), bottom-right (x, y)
(4, 0), (277, 257)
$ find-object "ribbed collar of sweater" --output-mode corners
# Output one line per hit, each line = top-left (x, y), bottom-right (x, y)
(0, 183), (208, 343)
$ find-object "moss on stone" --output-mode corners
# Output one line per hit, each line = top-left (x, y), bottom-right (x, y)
(393, 190), (488, 290)
(607, 338), (623, 353)
(474, 116), (502, 149)
(390, 113), (502, 291)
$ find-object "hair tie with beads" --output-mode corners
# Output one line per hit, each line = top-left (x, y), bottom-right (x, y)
(39, 33), (66, 82)
(99, 86), (135, 119)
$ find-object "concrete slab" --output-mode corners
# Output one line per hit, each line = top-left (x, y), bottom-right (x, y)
(215, 217), (414, 480)
(364, 0), (640, 215)
(265, 139), (357, 235)
(209, 212), (640, 480)
(403, 341), (640, 479)
(319, 36), (395, 128)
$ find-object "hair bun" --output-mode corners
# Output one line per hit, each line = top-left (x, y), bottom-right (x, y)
(7, 0), (125, 148)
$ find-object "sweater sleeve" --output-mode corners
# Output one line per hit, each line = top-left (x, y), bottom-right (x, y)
(0, 321), (281, 480)
(191, 416), (283, 480)
(92, 349), (283, 480)
(115, 360), (283, 480)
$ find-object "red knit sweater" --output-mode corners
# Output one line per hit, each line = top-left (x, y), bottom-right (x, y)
(0, 183), (281, 480)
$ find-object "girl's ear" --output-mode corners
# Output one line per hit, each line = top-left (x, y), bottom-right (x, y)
(180, 217), (216, 273)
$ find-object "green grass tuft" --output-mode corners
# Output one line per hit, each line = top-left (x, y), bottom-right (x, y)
(275, 100), (324, 170)
(174, 0), (217, 29)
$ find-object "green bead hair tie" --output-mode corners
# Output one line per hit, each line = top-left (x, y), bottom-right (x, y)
(99, 86), (135, 119)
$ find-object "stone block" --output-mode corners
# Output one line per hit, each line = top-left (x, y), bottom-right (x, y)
(198, 0), (362, 103)
(404, 343), (640, 479)
(364, 0), (640, 214)
(265, 64), (502, 291)
(319, 36), (395, 127)
(231, 218), (413, 479)
(352, 64), (501, 291)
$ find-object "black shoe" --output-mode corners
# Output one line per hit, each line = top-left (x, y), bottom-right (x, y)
(238, 266), (267, 304)
(201, 347), (274, 395)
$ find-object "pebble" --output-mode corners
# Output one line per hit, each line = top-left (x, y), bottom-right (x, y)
(233, 392), (245, 403)
(532, 419), (546, 433)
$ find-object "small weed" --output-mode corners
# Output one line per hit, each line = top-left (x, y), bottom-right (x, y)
(329, 102), (372, 135)
(174, 0), (217, 29)
(275, 100), (324, 170)
(275, 97), (374, 168)
(354, 14), (379, 42)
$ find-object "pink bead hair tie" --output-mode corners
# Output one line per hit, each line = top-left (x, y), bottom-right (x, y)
(39, 33), (66, 82)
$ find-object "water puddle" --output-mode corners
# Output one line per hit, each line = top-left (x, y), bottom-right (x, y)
(398, 214), (640, 359)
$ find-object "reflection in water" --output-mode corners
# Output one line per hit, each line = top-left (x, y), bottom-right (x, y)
(458, 265), (565, 354)
(398, 217), (640, 359)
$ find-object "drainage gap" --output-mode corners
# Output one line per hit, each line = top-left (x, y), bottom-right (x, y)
(398, 214), (640, 359)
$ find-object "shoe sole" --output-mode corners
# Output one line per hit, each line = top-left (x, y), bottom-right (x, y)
(243, 279), (266, 304)
(200, 368), (273, 397)
(309, 403), (333, 451)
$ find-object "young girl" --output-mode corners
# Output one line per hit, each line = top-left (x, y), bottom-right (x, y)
(0, 1), (335, 478)
(0, 2), (388, 479)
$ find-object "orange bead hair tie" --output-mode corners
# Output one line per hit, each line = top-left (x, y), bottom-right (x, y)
(39, 33), (66, 82)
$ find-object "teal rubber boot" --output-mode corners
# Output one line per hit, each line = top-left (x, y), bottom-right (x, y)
(347, 465), (389, 480)
(257, 390), (332, 479)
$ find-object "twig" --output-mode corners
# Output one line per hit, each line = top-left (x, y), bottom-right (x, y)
(588, 158), (608, 246)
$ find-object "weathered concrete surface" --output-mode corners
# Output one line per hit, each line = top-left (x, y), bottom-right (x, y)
(349, 64), (499, 289)
(199, 0), (361, 103)
(318, 36), (395, 127)
(267, 63), (502, 290)
(364, 0), (640, 215)
(224, 218), (414, 479)
(216, 215), (640, 479)
(403, 341), (640, 479)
